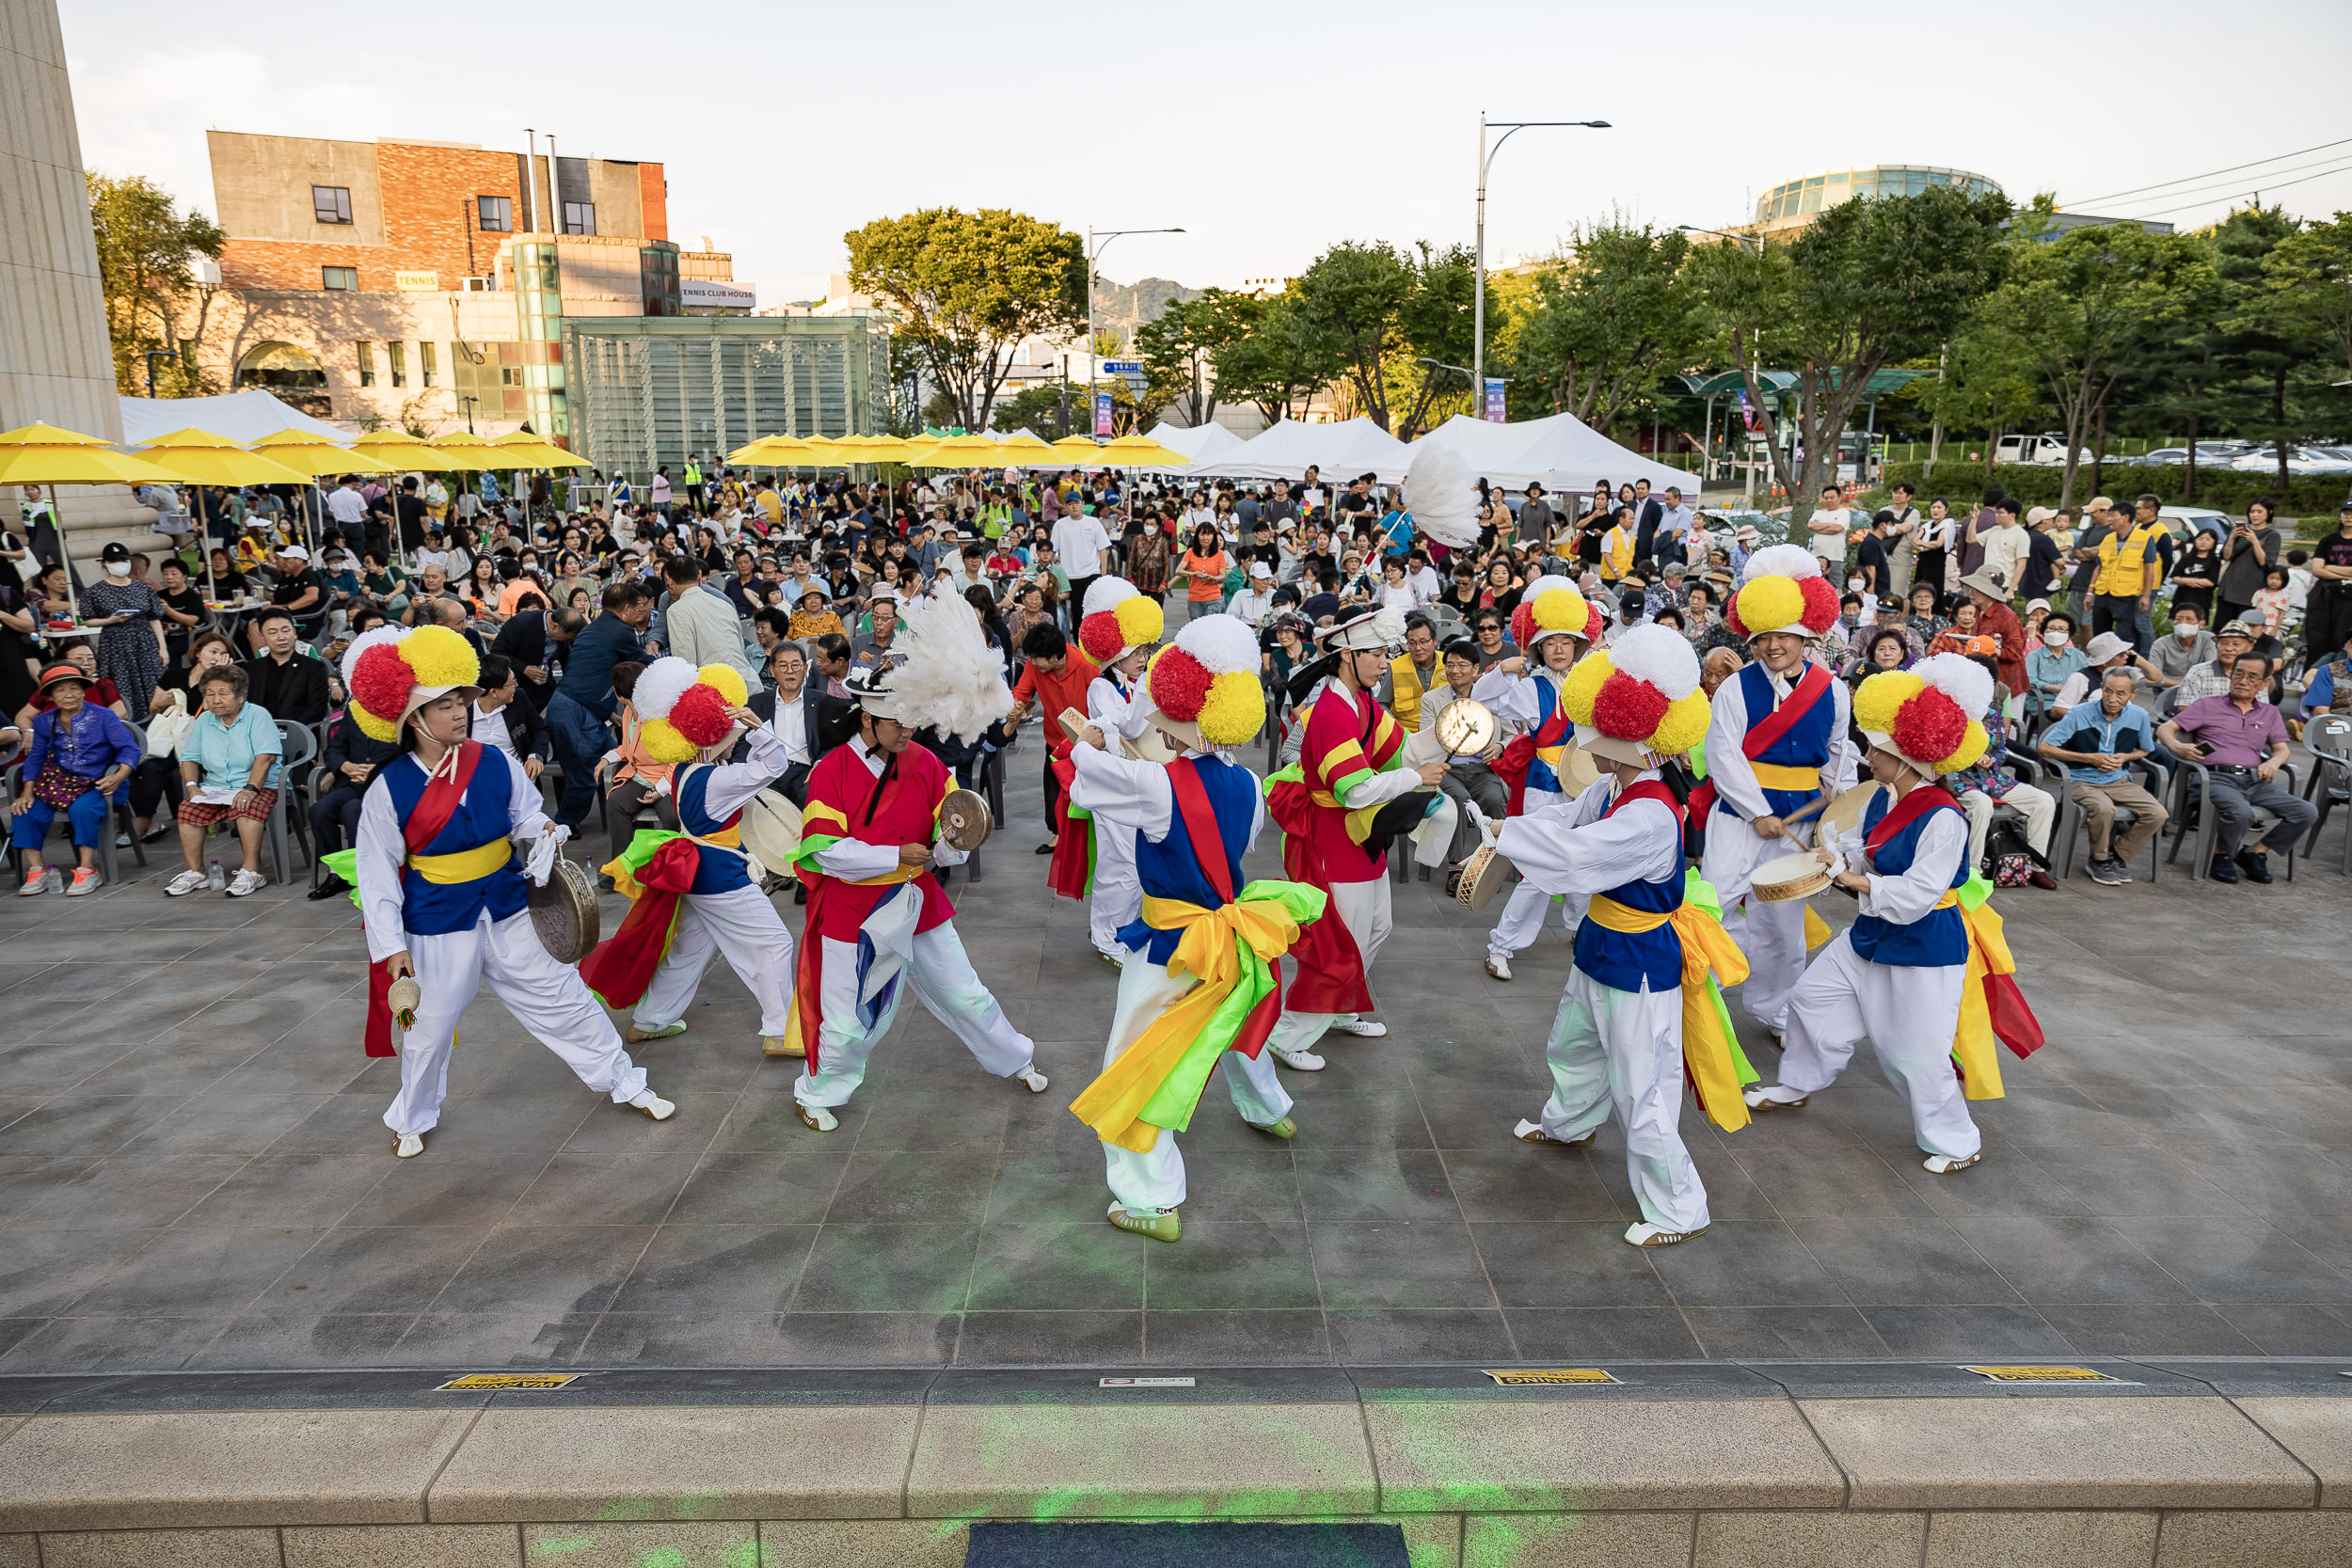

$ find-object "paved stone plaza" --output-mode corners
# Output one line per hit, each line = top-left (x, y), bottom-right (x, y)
(2, 758), (2349, 1374)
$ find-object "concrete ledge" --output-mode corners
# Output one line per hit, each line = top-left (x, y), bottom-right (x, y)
(1799, 1396), (2316, 1511)
(1366, 1398), (1846, 1513)
(2233, 1396), (2352, 1507)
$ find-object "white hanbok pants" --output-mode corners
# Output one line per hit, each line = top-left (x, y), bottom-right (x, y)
(631, 884), (797, 1037)
(1534, 969), (1710, 1234)
(1265, 876), (1393, 1054)
(1780, 930), (1979, 1161)
(386, 910), (646, 1137)
(1486, 786), (1580, 963)
(793, 921), (1034, 1110)
(1703, 811), (1812, 1033)
(1099, 954), (1295, 1212)
(1089, 826), (1142, 955)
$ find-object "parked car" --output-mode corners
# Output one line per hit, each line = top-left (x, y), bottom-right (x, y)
(2158, 505), (2231, 541)
(2125, 441), (2258, 467)
(1994, 433), (2090, 467)
(2227, 444), (2352, 474)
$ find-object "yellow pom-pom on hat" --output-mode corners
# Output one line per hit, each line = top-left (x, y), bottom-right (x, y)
(1938, 720), (1991, 775)
(1198, 671), (1263, 748)
(401, 624), (480, 689)
(1559, 646), (1613, 725)
(1529, 584), (1589, 634)
(350, 705), (400, 743)
(1113, 594), (1165, 651)
(1851, 671), (1926, 736)
(1653, 690), (1710, 757)
(639, 717), (699, 765)
(697, 663), (750, 708)
(1732, 574), (1804, 637)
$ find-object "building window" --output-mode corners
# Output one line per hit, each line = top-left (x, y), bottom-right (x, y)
(477, 195), (512, 232)
(357, 341), (375, 388)
(321, 266), (358, 292)
(420, 341), (438, 387)
(388, 341), (407, 388)
(562, 201), (596, 235)
(313, 185), (353, 225)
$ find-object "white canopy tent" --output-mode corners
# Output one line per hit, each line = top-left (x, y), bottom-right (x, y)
(118, 390), (349, 448)
(1410, 410), (1690, 497)
(1183, 417), (1416, 485)
(1144, 420), (1246, 464)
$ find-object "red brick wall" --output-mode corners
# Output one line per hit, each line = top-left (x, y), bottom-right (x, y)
(219, 144), (526, 293)
(638, 163), (668, 243)
(220, 241), (379, 291)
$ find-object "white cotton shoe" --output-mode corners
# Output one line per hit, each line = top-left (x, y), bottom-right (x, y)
(626, 1021), (689, 1044)
(1743, 1085), (1808, 1111)
(1013, 1065), (1049, 1093)
(164, 869), (207, 897)
(628, 1089), (675, 1121)
(795, 1101), (838, 1132)
(392, 1132), (425, 1159)
(1922, 1150), (1984, 1175)
(1485, 954), (1512, 981)
(1329, 1017), (1386, 1038)
(226, 868), (265, 897)
(1269, 1045), (1326, 1071)
(1515, 1119), (1597, 1148)
(1624, 1221), (1707, 1248)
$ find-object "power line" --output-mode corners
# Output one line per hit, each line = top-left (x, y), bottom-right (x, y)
(2063, 134), (2352, 208)
(2090, 152), (2352, 214)
(2111, 160), (2352, 222)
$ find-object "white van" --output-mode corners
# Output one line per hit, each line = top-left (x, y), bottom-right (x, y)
(1994, 433), (2090, 467)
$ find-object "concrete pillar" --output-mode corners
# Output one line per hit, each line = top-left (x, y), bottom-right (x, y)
(0, 0), (156, 550)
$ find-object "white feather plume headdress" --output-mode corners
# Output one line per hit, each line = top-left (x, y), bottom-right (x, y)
(890, 578), (1015, 746)
(1403, 444), (1481, 551)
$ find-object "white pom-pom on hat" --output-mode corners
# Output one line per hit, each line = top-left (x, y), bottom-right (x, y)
(1609, 623), (1701, 701)
(1740, 544), (1823, 584)
(631, 656), (700, 722)
(1911, 651), (1996, 719)
(1082, 577), (1138, 618)
(1173, 612), (1259, 676)
(1402, 444), (1480, 551)
(340, 624), (406, 693)
(1520, 573), (1580, 603)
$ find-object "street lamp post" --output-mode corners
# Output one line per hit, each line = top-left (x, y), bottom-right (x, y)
(1087, 226), (1184, 439)
(141, 349), (177, 401)
(1474, 115), (1610, 398)
(460, 395), (480, 434)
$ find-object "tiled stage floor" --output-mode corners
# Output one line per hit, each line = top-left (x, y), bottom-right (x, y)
(3, 746), (2351, 1371)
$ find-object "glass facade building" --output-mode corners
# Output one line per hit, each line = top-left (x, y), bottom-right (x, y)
(1749, 166), (2002, 232)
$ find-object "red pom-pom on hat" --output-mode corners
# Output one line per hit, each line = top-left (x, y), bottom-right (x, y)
(350, 643), (415, 720)
(1724, 594), (1750, 639)
(1078, 610), (1127, 664)
(1508, 602), (1534, 649)
(669, 683), (734, 748)
(1584, 605), (1606, 644)
(1891, 687), (1968, 762)
(1798, 575), (1841, 634)
(1592, 671), (1671, 739)
(1149, 646), (1214, 721)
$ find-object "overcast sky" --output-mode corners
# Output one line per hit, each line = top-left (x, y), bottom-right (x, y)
(62, 0), (2352, 309)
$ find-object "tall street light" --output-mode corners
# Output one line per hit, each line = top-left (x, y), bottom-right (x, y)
(1474, 116), (1610, 399)
(1087, 227), (1184, 437)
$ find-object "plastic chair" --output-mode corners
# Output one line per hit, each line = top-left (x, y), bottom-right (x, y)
(2166, 754), (2299, 883)
(263, 720), (319, 885)
(2300, 714), (2352, 874)
(2050, 756), (2167, 884)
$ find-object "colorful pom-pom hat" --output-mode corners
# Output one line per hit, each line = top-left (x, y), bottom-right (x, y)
(341, 625), (484, 742)
(1077, 577), (1165, 664)
(1137, 613), (1265, 752)
(628, 657), (754, 764)
(1558, 623), (1710, 770)
(1851, 653), (1994, 778)
(1509, 575), (1604, 652)
(1724, 544), (1841, 643)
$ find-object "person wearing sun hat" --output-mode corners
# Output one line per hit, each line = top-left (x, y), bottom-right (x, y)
(1742, 655), (2045, 1174)
(1073, 576), (1168, 966)
(784, 618), (1047, 1133)
(1693, 544), (1859, 1039)
(347, 623), (675, 1160)
(577, 657), (802, 1058)
(1470, 574), (1606, 981)
(1495, 626), (1750, 1248)
(1064, 613), (1328, 1241)
(1261, 605), (1448, 1070)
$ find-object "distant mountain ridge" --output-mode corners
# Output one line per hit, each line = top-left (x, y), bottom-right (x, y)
(1091, 276), (1201, 336)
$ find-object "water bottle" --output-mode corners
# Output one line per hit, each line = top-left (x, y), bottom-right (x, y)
(205, 859), (226, 891)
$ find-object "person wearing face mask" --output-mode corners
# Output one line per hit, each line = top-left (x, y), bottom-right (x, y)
(2149, 602), (2215, 694)
(82, 541), (168, 720)
(2025, 611), (2086, 722)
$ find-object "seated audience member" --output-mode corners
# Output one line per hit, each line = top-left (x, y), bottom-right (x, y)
(305, 702), (402, 901)
(1944, 653), (2056, 886)
(2048, 631), (2159, 718)
(2176, 620), (2258, 705)
(167, 663), (283, 899)
(1416, 633), (1510, 885)
(8, 662), (140, 895)
(2158, 651), (2317, 884)
(238, 607), (332, 725)
(2038, 667), (2167, 886)
(469, 654), (551, 781)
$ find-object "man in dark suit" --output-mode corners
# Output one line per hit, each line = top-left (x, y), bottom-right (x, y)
(239, 607), (332, 725)
(489, 607), (583, 712)
(739, 639), (818, 804)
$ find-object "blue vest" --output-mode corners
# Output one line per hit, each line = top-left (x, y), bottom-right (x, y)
(1728, 659), (1836, 818)
(1526, 676), (1565, 797)
(386, 743), (528, 937)
(678, 764), (753, 896)
(1118, 757), (1258, 966)
(1570, 784), (1685, 993)
(1848, 789), (1970, 968)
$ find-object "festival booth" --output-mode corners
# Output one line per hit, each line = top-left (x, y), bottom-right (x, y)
(1411, 410), (1690, 496)
(1183, 417), (1415, 485)
(1143, 420), (1246, 465)
(119, 390), (349, 448)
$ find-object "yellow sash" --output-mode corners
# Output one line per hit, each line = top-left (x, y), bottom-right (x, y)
(1750, 760), (1819, 791)
(1951, 895), (2008, 1101)
(1069, 894), (1308, 1153)
(405, 838), (516, 884)
(1584, 894), (1755, 1131)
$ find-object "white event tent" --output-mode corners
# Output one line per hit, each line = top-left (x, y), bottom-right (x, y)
(1144, 420), (1246, 464)
(1184, 418), (1416, 485)
(119, 390), (350, 447)
(1410, 410), (1689, 496)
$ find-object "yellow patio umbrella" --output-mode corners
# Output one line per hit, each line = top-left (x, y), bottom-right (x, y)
(727, 434), (811, 465)
(1096, 432), (1190, 469)
(348, 429), (470, 474)
(1046, 435), (1104, 469)
(431, 432), (532, 467)
(246, 430), (396, 553)
(0, 423), (187, 610)
(130, 428), (316, 602)
(906, 432), (1002, 468)
(993, 431), (1055, 461)
(488, 430), (591, 469)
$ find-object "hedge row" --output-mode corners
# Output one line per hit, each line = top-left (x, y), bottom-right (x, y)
(1876, 461), (2352, 523)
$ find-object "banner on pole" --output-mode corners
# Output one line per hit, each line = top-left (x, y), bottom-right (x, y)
(1094, 391), (1114, 436)
(1483, 379), (1507, 423)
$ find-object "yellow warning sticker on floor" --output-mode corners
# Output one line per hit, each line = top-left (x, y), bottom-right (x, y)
(1481, 1368), (1622, 1386)
(434, 1373), (585, 1390)
(1960, 1365), (2120, 1383)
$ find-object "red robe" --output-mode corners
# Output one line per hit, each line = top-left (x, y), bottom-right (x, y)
(1265, 685), (1405, 1016)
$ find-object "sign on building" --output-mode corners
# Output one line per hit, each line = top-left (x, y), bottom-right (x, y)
(395, 271), (440, 292)
(682, 279), (756, 311)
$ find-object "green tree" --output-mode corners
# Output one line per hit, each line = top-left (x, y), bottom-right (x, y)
(87, 172), (224, 396)
(1692, 184), (2012, 505)
(991, 383), (1082, 437)
(1294, 241), (1415, 430)
(1512, 220), (1708, 435)
(2266, 211), (2352, 383)
(1135, 289), (1257, 430)
(844, 208), (1086, 433)
(1210, 293), (1337, 428)
(2208, 205), (2326, 490)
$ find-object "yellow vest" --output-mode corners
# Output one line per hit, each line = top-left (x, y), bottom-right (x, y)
(1388, 655), (1435, 730)
(2094, 523), (2167, 598)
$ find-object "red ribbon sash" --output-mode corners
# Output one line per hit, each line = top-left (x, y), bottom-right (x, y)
(364, 742), (485, 1058)
(1688, 660), (1834, 828)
